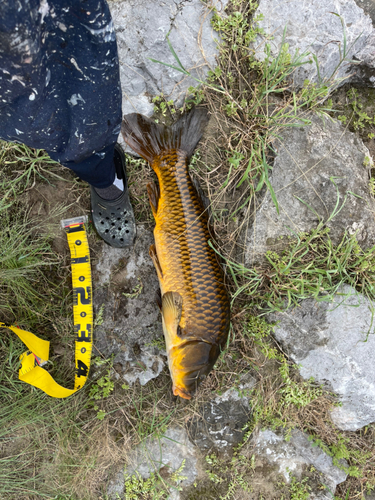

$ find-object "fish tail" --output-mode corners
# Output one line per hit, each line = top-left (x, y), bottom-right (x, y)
(121, 107), (209, 163)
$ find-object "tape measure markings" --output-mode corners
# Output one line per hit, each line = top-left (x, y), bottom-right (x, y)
(66, 221), (93, 390)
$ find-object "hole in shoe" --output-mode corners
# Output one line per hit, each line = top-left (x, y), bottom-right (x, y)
(125, 220), (128, 224)
(118, 227), (122, 230)
(126, 230), (129, 234)
(105, 229), (109, 234)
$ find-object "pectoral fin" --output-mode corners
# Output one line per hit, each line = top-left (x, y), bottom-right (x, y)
(162, 291), (182, 337)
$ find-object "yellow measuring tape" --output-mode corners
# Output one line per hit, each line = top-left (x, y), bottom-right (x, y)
(0, 216), (93, 398)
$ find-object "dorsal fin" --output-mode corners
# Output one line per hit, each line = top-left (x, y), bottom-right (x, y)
(121, 107), (209, 163)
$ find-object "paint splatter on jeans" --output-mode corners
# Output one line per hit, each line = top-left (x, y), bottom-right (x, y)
(0, 0), (122, 188)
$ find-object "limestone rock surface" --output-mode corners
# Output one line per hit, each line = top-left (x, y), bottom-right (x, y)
(245, 113), (375, 265)
(108, 0), (228, 118)
(186, 376), (255, 451)
(254, 0), (375, 88)
(253, 428), (348, 499)
(268, 285), (375, 431)
(93, 225), (165, 386)
(107, 427), (198, 500)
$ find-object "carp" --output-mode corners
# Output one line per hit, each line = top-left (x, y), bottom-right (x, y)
(121, 108), (230, 399)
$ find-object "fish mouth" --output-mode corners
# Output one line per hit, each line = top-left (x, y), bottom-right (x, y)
(173, 384), (192, 400)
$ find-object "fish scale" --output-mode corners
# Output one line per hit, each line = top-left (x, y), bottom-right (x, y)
(153, 150), (230, 342)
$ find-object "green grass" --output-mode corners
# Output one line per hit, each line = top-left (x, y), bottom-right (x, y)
(0, 333), (84, 498)
(124, 153), (154, 225)
(1, 142), (374, 500)
(225, 219), (375, 314)
(0, 140), (65, 214)
(287, 475), (311, 500)
(0, 210), (59, 326)
(238, 315), (328, 435)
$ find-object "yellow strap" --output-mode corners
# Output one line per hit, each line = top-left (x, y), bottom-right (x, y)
(0, 219), (93, 398)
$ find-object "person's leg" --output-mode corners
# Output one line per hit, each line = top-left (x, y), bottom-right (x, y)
(49, 144), (115, 188)
(0, 0), (135, 246)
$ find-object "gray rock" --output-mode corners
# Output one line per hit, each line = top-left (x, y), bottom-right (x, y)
(112, 344), (164, 386)
(268, 285), (375, 431)
(107, 470), (125, 500)
(108, 0), (229, 119)
(254, 0), (375, 88)
(93, 225), (165, 385)
(186, 376), (255, 451)
(253, 428), (348, 499)
(245, 113), (375, 266)
(107, 427), (198, 500)
(354, 0), (375, 25)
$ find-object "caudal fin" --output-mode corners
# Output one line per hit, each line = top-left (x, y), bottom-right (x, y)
(121, 107), (209, 164)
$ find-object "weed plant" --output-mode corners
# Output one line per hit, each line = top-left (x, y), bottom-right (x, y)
(1, 144), (374, 499)
(193, 314), (375, 499)
(337, 87), (375, 132)
(124, 153), (154, 225)
(0, 328), (132, 499)
(123, 460), (186, 500)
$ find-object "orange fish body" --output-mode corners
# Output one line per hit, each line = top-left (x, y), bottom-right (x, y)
(122, 109), (230, 399)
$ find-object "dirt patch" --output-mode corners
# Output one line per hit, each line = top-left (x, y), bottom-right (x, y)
(25, 174), (91, 256)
